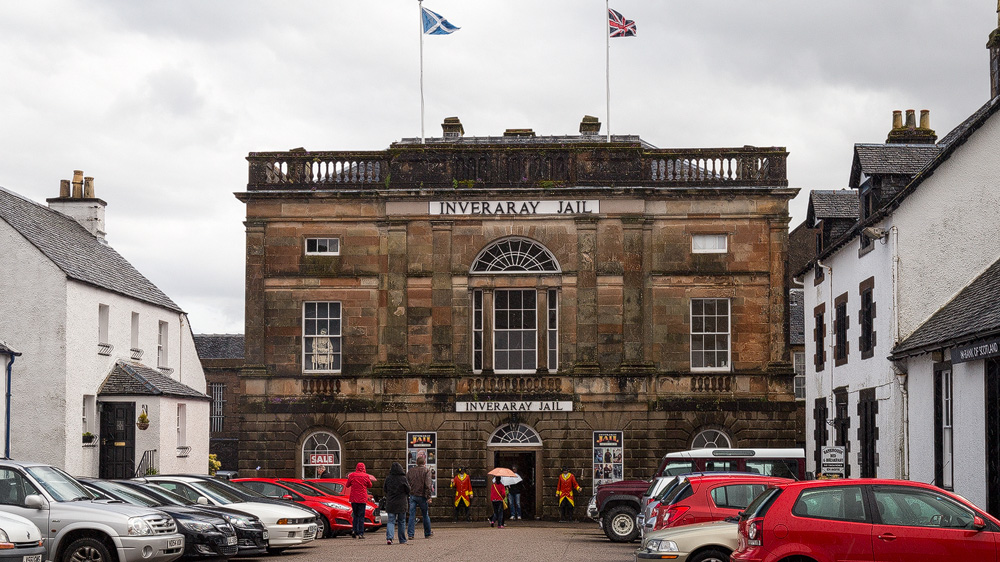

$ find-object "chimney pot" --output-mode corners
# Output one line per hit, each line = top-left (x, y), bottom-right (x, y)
(919, 110), (931, 130)
(83, 177), (95, 198)
(59, 179), (71, 198)
(904, 109), (917, 129)
(892, 110), (903, 130)
(71, 170), (84, 198)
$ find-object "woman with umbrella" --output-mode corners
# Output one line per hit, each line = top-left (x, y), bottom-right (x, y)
(487, 467), (518, 528)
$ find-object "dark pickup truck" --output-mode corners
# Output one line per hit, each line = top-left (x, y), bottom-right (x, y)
(586, 448), (806, 542)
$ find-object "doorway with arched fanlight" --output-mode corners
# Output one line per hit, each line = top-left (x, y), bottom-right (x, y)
(487, 422), (542, 520)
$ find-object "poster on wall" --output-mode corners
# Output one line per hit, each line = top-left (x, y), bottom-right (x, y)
(406, 432), (438, 498)
(593, 431), (624, 487)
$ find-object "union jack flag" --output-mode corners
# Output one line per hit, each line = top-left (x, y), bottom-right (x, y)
(608, 8), (636, 37)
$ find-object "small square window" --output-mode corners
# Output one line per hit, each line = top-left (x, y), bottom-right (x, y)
(305, 238), (340, 255)
(692, 234), (727, 254)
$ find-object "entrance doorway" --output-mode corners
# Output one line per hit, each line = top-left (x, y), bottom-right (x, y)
(99, 402), (135, 479)
(494, 450), (536, 519)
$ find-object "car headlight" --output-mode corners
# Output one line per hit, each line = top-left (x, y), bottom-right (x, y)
(180, 520), (217, 533)
(127, 517), (155, 536)
(322, 502), (350, 512)
(647, 539), (679, 552)
(221, 514), (252, 528)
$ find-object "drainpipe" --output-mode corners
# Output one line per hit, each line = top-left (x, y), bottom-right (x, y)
(4, 350), (20, 460)
(816, 260), (834, 414)
(889, 225), (907, 479)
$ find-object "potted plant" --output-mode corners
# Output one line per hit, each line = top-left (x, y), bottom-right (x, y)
(82, 432), (95, 444)
(136, 411), (150, 430)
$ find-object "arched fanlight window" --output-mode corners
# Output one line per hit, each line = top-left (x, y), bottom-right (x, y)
(301, 431), (342, 478)
(690, 428), (733, 449)
(488, 423), (542, 446)
(471, 237), (561, 274)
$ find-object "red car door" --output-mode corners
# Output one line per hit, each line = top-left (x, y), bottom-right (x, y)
(870, 485), (996, 562)
(784, 484), (874, 562)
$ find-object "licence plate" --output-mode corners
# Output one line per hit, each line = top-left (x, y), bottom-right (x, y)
(167, 538), (183, 549)
(23, 555), (42, 562)
(262, 531), (269, 540)
(226, 536), (237, 546)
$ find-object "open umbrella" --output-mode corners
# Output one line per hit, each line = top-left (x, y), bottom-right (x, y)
(499, 474), (523, 487)
(487, 467), (517, 478)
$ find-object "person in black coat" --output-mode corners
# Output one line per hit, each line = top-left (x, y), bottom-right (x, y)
(383, 462), (411, 545)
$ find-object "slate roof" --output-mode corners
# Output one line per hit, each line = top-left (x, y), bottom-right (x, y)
(807, 190), (858, 221)
(98, 360), (209, 400)
(194, 334), (245, 360)
(850, 144), (941, 182)
(0, 187), (181, 312)
(891, 257), (1000, 358)
(789, 289), (805, 346)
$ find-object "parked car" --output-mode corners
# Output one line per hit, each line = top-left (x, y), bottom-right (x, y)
(303, 478), (384, 527)
(111, 481), (269, 557)
(635, 520), (738, 562)
(590, 448), (804, 543)
(732, 478), (1000, 562)
(233, 478), (358, 538)
(80, 479), (238, 561)
(142, 475), (317, 553)
(0, 511), (46, 562)
(0, 461), (184, 562)
(647, 474), (791, 534)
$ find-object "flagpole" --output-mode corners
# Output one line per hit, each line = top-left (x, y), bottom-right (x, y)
(419, 0), (426, 143)
(605, 0), (610, 143)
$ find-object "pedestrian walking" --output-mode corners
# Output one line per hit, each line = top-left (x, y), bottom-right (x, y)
(489, 476), (507, 528)
(508, 465), (524, 520)
(556, 466), (582, 522)
(346, 462), (374, 538)
(450, 467), (473, 521)
(406, 453), (434, 539)
(383, 462), (410, 545)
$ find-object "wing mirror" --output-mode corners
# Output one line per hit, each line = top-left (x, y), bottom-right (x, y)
(24, 494), (45, 509)
(197, 496), (209, 505)
(974, 515), (987, 531)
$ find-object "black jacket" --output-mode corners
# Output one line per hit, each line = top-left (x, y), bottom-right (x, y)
(383, 462), (411, 514)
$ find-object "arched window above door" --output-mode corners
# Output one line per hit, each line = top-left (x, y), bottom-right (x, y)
(471, 237), (561, 274)
(690, 428), (733, 449)
(301, 431), (342, 478)
(489, 423), (542, 446)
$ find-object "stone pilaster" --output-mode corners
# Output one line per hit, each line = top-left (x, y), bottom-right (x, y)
(575, 218), (599, 373)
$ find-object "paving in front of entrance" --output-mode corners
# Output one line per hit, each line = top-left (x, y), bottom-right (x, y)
(252, 520), (636, 562)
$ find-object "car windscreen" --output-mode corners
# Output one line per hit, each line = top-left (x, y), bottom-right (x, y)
(94, 481), (161, 507)
(281, 481), (323, 496)
(190, 479), (247, 504)
(309, 481), (344, 496)
(221, 479), (271, 499)
(25, 466), (92, 501)
(661, 481), (692, 506)
(661, 461), (695, 477)
(132, 483), (195, 506)
(741, 486), (782, 520)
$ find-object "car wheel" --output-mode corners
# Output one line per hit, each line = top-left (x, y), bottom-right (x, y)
(689, 548), (731, 562)
(316, 515), (329, 539)
(64, 537), (112, 562)
(602, 505), (639, 542)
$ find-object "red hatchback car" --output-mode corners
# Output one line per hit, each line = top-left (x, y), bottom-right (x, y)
(732, 478), (1000, 562)
(234, 478), (379, 538)
(649, 474), (792, 532)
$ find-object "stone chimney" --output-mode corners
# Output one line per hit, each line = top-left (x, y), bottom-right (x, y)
(441, 116), (464, 138)
(886, 109), (937, 144)
(989, 2), (1000, 99)
(579, 115), (602, 136)
(47, 170), (107, 242)
(503, 128), (536, 138)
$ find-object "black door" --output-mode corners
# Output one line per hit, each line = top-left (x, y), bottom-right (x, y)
(99, 402), (135, 479)
(987, 359), (1000, 517)
(494, 451), (536, 519)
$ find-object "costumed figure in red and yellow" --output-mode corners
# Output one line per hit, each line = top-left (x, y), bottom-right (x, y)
(450, 467), (473, 521)
(556, 466), (582, 522)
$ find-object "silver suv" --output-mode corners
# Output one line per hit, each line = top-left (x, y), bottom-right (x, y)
(0, 461), (184, 562)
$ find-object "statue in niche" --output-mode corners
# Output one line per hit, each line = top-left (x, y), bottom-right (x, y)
(312, 328), (334, 370)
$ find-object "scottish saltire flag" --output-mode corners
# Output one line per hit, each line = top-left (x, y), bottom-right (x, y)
(422, 6), (460, 35)
(608, 8), (636, 37)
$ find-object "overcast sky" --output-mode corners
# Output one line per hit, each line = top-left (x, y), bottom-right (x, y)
(1, 1), (996, 334)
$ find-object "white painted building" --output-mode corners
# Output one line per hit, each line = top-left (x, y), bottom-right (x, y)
(0, 172), (209, 477)
(801, 98), (1000, 486)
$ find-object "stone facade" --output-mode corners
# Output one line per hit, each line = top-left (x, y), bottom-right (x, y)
(235, 125), (798, 519)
